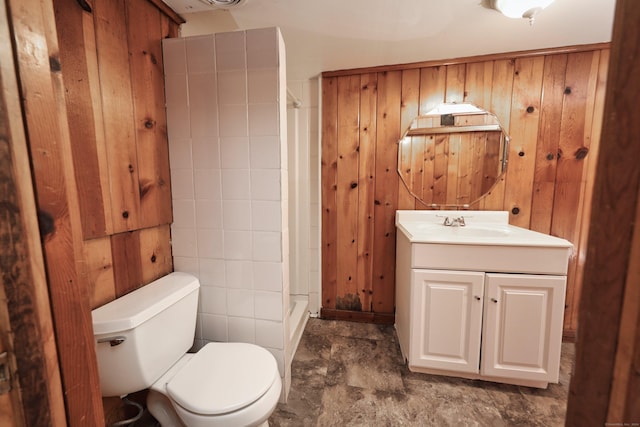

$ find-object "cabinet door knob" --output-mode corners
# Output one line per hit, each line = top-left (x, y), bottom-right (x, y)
(475, 296), (481, 301)
(491, 298), (498, 303)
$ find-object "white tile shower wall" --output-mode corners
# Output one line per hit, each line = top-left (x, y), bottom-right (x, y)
(163, 28), (291, 400)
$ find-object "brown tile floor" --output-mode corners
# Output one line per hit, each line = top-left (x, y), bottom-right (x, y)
(269, 318), (574, 427)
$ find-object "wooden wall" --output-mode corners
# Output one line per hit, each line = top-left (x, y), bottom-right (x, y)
(321, 44), (610, 337)
(52, 0), (180, 308)
(7, 0), (181, 424)
(567, 0), (640, 422)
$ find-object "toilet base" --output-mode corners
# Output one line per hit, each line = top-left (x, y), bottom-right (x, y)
(147, 390), (186, 427)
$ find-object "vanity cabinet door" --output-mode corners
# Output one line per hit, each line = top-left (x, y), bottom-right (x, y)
(481, 273), (566, 383)
(410, 269), (485, 373)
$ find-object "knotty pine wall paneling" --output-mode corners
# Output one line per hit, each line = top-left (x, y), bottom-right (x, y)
(356, 73), (377, 314)
(0, 0), (67, 423)
(52, 0), (179, 309)
(566, 0), (640, 420)
(8, 0), (182, 423)
(321, 44), (609, 337)
(10, 0), (105, 423)
(372, 71), (402, 317)
(95, 0), (142, 233)
(126, 0), (173, 229)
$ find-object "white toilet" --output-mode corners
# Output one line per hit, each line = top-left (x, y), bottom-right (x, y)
(91, 272), (282, 427)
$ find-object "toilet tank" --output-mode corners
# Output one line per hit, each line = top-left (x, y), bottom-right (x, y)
(92, 272), (200, 397)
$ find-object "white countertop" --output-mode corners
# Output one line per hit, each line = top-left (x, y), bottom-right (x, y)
(396, 210), (573, 249)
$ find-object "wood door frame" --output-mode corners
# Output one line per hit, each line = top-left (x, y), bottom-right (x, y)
(0, 0), (67, 425)
(565, 0), (640, 423)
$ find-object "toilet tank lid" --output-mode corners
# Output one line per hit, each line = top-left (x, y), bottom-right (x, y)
(92, 272), (200, 336)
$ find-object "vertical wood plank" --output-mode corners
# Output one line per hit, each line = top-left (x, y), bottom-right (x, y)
(570, 49), (609, 335)
(111, 231), (143, 297)
(566, 2), (640, 422)
(83, 237), (116, 309)
(503, 57), (545, 227)
(464, 61), (494, 109)
(432, 134), (448, 205)
(446, 134), (461, 205)
(419, 66), (446, 115)
(421, 135), (435, 206)
(410, 136), (425, 202)
(372, 71), (401, 314)
(321, 77), (339, 310)
(621, 202), (640, 424)
(607, 187), (640, 421)
(456, 133), (474, 205)
(551, 51), (600, 244)
(479, 59), (515, 210)
(357, 73), (377, 312)
(555, 51), (602, 334)
(139, 225), (173, 284)
(335, 75), (361, 310)
(489, 59), (516, 130)
(399, 69), (421, 209)
(111, 226), (172, 298)
(94, 0), (141, 233)
(9, 0), (105, 423)
(126, 0), (173, 228)
(0, 1), (66, 422)
(53, 0), (112, 239)
(445, 64), (465, 103)
(482, 131), (501, 196)
(530, 54), (567, 234)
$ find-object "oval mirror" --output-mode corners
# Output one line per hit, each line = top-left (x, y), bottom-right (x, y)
(398, 103), (509, 208)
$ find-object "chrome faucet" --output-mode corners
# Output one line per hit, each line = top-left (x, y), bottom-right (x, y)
(443, 216), (466, 227)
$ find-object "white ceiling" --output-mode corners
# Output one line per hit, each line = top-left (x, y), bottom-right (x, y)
(162, 0), (616, 80)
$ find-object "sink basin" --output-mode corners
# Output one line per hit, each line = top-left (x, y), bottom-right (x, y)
(411, 222), (512, 238)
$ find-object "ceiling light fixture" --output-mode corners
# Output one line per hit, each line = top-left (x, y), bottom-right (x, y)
(198, 0), (248, 8)
(492, 0), (555, 25)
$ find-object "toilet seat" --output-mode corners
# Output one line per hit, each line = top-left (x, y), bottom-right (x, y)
(166, 342), (279, 415)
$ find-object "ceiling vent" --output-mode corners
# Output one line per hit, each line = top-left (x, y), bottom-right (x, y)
(198, 0), (248, 8)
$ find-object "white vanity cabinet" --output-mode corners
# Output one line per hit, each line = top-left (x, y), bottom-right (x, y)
(410, 269), (565, 386)
(395, 210), (573, 388)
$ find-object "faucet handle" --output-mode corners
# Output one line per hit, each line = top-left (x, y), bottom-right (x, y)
(458, 216), (466, 226)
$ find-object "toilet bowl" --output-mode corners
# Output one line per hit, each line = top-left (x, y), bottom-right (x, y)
(91, 272), (281, 426)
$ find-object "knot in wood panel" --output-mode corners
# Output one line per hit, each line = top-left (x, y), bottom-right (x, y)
(49, 56), (61, 73)
(142, 51), (158, 65)
(37, 210), (55, 237)
(575, 147), (589, 160)
(75, 0), (92, 13)
(139, 180), (153, 198)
